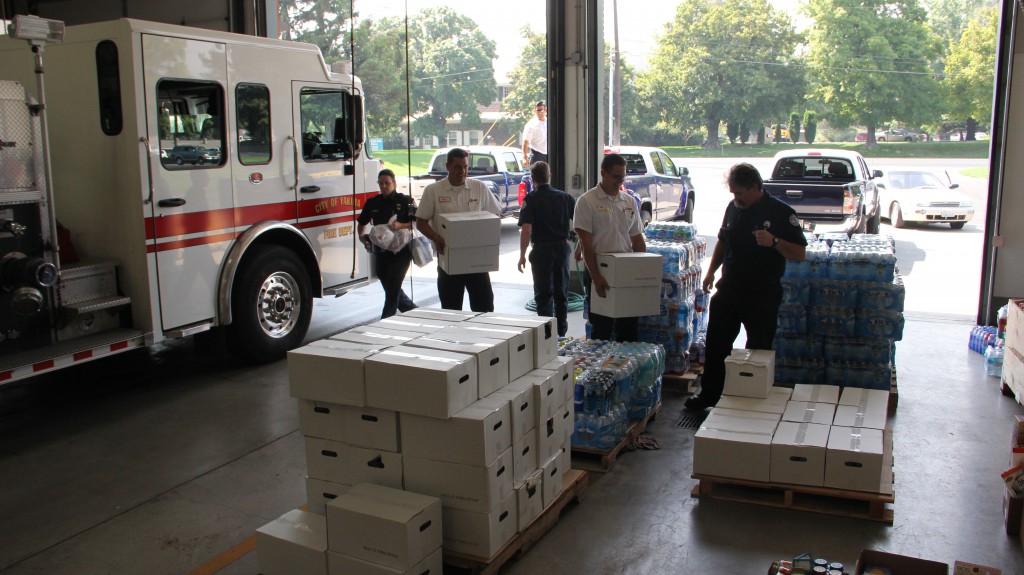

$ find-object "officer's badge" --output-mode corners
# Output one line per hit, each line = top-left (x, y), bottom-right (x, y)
(789, 214), (800, 227)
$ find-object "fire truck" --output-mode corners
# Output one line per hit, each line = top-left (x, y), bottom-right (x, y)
(0, 16), (377, 383)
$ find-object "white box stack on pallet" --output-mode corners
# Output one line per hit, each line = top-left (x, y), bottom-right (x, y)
(257, 311), (577, 569)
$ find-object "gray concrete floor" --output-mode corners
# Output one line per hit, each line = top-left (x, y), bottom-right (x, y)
(0, 277), (1022, 574)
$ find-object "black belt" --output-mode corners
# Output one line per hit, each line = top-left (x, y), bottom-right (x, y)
(532, 239), (567, 246)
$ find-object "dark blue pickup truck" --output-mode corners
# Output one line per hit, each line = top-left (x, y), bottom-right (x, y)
(407, 146), (532, 217)
(604, 146), (695, 225)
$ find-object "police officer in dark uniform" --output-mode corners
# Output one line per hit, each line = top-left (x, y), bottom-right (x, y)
(686, 162), (807, 410)
(517, 162), (576, 337)
(357, 169), (418, 318)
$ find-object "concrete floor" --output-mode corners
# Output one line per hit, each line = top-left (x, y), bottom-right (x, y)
(0, 276), (1022, 574)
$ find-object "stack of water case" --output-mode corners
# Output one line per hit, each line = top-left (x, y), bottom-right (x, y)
(255, 309), (577, 573)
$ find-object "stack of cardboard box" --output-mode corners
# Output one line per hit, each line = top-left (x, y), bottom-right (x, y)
(436, 211), (500, 275)
(256, 309), (576, 571)
(1002, 299), (1024, 403)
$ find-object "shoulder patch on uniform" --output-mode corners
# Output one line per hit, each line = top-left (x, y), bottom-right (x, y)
(789, 214), (800, 227)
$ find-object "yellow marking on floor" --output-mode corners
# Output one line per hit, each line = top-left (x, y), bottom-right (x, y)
(188, 504), (308, 574)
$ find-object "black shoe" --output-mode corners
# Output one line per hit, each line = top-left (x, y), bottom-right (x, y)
(684, 395), (714, 411)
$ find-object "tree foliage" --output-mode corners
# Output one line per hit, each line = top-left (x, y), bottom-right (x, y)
(804, 111), (818, 145)
(352, 18), (408, 141)
(278, 0), (355, 62)
(943, 5), (998, 135)
(804, 0), (944, 145)
(504, 26), (547, 122)
(922, 0), (995, 50)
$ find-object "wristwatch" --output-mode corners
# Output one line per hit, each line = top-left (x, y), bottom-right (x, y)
(772, 235), (780, 247)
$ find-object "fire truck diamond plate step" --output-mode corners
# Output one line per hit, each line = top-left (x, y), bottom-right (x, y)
(64, 295), (131, 315)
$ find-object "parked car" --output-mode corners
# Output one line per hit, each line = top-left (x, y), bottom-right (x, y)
(165, 145), (219, 165)
(876, 169), (974, 230)
(876, 129), (918, 142)
(603, 145), (695, 224)
(403, 146), (531, 217)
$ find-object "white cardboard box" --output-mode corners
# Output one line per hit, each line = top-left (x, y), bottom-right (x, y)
(306, 476), (350, 516)
(325, 483), (442, 570)
(558, 403), (573, 445)
(404, 333), (509, 398)
(838, 387), (890, 411)
(781, 401), (837, 426)
(468, 313), (558, 368)
(511, 369), (561, 422)
(370, 316), (452, 334)
(327, 548), (442, 575)
(824, 425), (885, 492)
(512, 428), (539, 483)
(540, 449), (568, 507)
(304, 437), (403, 489)
(256, 509), (328, 575)
(288, 345), (374, 405)
(441, 491), (518, 559)
(770, 421), (831, 487)
(487, 377), (535, 443)
(791, 383), (840, 404)
(308, 338), (390, 353)
(435, 324), (534, 382)
(723, 349), (776, 399)
(400, 396), (512, 467)
(403, 448), (514, 513)
(516, 470), (545, 531)
(589, 284), (661, 318)
(832, 403), (888, 430)
(538, 356), (575, 405)
(595, 252), (663, 287)
(330, 329), (414, 348)
(364, 345), (477, 419)
(715, 387), (792, 414)
(536, 407), (566, 465)
(437, 211), (501, 248)
(439, 244), (500, 275)
(297, 401), (400, 452)
(693, 409), (780, 482)
(399, 308), (479, 322)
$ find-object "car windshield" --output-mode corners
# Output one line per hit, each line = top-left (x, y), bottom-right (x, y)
(889, 171), (945, 189)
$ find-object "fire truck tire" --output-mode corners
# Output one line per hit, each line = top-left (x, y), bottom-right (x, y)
(227, 246), (312, 362)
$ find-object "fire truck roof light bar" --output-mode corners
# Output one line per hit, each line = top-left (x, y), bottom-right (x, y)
(9, 15), (65, 45)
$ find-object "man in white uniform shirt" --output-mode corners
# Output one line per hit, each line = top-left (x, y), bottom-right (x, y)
(521, 101), (548, 166)
(417, 148), (503, 311)
(574, 153), (647, 341)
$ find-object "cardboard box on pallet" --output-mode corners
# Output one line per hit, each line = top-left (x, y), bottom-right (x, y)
(694, 409), (780, 482)
(297, 401), (400, 452)
(329, 329), (414, 348)
(1004, 484), (1023, 536)
(403, 448), (514, 513)
(488, 377), (535, 443)
(304, 437), (403, 489)
(436, 324), (535, 382)
(537, 356), (575, 404)
(824, 426), (884, 492)
(327, 548), (442, 575)
(513, 428), (539, 483)
(404, 333), (509, 398)
(400, 396), (512, 467)
(1002, 346), (1024, 404)
(469, 313), (558, 368)
(723, 349), (776, 399)
(256, 509), (328, 575)
(770, 421), (831, 487)
(791, 383), (839, 404)
(306, 476), (350, 516)
(540, 448), (570, 508)
(441, 491), (518, 558)
(715, 387), (792, 415)
(288, 345), (375, 406)
(782, 401), (836, 426)
(398, 308), (479, 322)
(370, 316), (452, 335)
(515, 469), (544, 531)
(1005, 298), (1024, 355)
(364, 345), (477, 419)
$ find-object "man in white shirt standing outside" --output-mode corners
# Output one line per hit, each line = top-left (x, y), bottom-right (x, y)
(574, 153), (647, 341)
(417, 148), (503, 312)
(522, 101), (548, 166)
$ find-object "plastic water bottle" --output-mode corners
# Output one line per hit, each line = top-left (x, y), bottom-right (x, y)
(986, 339), (1005, 377)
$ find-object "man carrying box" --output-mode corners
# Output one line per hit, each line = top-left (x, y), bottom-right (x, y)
(573, 153), (647, 341)
(417, 148), (503, 312)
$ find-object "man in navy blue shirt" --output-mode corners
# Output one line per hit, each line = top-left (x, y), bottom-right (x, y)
(517, 162), (576, 337)
(686, 163), (808, 410)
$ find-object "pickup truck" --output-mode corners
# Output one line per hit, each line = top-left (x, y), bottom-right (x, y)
(763, 149), (883, 235)
(398, 146), (532, 217)
(604, 145), (695, 225)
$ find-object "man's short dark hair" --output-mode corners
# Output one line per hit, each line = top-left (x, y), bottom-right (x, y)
(601, 153), (627, 172)
(530, 161), (551, 184)
(378, 168), (396, 180)
(727, 162), (763, 189)
(447, 148), (469, 163)
(536, 101), (546, 108)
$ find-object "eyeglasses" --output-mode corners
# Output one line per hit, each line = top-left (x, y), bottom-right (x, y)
(603, 171), (626, 181)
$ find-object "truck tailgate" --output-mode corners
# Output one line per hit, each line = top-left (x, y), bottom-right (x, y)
(763, 181), (856, 222)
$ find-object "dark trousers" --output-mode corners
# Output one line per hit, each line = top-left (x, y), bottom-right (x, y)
(375, 248), (416, 318)
(530, 241), (570, 337)
(530, 150), (548, 164)
(699, 283), (783, 405)
(583, 269), (639, 342)
(438, 268), (494, 312)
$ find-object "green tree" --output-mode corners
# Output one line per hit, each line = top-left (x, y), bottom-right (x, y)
(922, 0), (994, 50)
(407, 7), (498, 145)
(504, 26), (547, 123)
(804, 111), (818, 144)
(943, 6), (998, 140)
(278, 0), (355, 63)
(352, 18), (408, 142)
(789, 112), (801, 144)
(640, 0), (802, 149)
(804, 0), (944, 146)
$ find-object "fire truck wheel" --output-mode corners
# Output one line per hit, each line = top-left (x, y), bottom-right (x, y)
(227, 246), (312, 362)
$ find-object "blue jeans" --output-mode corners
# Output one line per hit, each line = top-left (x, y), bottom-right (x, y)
(530, 241), (570, 337)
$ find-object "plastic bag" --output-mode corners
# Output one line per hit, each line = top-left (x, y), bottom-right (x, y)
(410, 229), (433, 267)
(369, 216), (414, 253)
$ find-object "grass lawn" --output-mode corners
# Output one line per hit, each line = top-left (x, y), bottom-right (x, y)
(373, 149), (434, 176)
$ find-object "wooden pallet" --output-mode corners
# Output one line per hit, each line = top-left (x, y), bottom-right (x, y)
(443, 469), (589, 575)
(889, 373), (899, 415)
(662, 366), (703, 394)
(570, 402), (662, 472)
(691, 429), (895, 524)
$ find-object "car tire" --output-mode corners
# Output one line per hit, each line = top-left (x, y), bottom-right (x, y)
(904, 137), (913, 142)
(226, 246), (313, 363)
(175, 157), (184, 165)
(198, 158), (205, 165)
(878, 137), (886, 143)
(950, 222), (966, 230)
(641, 209), (652, 229)
(682, 194), (694, 223)
(866, 207), (881, 234)
(891, 203), (906, 229)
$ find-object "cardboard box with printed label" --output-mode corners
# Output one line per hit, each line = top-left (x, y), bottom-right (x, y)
(770, 421), (831, 486)
(693, 409), (780, 482)
(832, 402), (888, 430)
(512, 428), (538, 483)
(589, 284), (661, 318)
(256, 509), (328, 575)
(516, 470), (544, 531)
(435, 324), (534, 382)
(288, 345), (374, 406)
(723, 349), (776, 399)
(364, 345), (477, 419)
(825, 426), (885, 492)
(400, 396), (511, 467)
(715, 387), (792, 415)
(370, 316), (452, 335)
(298, 401), (400, 452)
(781, 401), (836, 426)
(306, 476), (350, 516)
(538, 356), (575, 404)
(441, 491), (518, 559)
(325, 483), (442, 570)
(595, 252), (663, 287)
(854, 549), (948, 575)
(327, 548), (442, 575)
(330, 330), (414, 348)
(403, 448), (514, 513)
(791, 383), (840, 404)
(439, 244), (501, 275)
(405, 333), (509, 398)
(399, 308), (479, 323)
(487, 377), (535, 443)
(304, 437), (403, 489)
(469, 313), (558, 368)
(540, 448), (569, 507)
(437, 211), (501, 248)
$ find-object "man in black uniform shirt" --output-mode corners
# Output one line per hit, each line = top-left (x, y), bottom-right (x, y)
(517, 162), (576, 337)
(686, 163), (808, 410)
(357, 169), (418, 318)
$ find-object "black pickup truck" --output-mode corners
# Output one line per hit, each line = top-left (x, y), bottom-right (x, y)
(762, 149), (883, 235)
